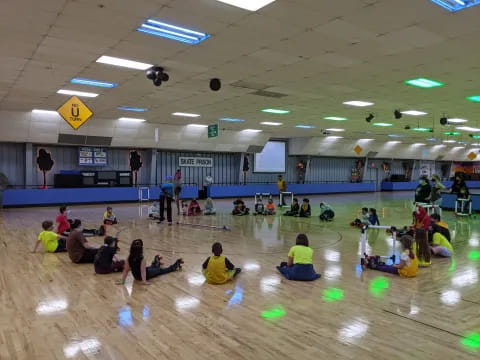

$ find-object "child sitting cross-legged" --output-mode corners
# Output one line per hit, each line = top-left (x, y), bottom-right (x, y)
(187, 198), (202, 216)
(265, 198), (276, 215)
(284, 198), (299, 216)
(319, 202), (334, 221)
(94, 236), (125, 274)
(232, 199), (249, 216)
(202, 242), (241, 284)
(103, 206), (118, 225)
(32, 220), (67, 253)
(254, 199), (265, 215)
(298, 198), (311, 218)
(277, 234), (321, 281)
(350, 207), (370, 227)
(203, 198), (216, 215)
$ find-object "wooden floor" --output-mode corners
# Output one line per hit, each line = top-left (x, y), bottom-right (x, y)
(1, 192), (479, 360)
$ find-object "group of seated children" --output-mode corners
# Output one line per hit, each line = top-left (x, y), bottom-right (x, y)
(149, 198), (217, 219)
(350, 207), (380, 227)
(278, 198), (312, 218)
(253, 198), (276, 215)
(232, 199), (250, 216)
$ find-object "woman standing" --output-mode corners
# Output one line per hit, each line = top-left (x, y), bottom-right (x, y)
(173, 169), (182, 216)
(428, 174), (445, 213)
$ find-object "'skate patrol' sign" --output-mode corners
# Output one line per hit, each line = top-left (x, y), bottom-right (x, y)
(179, 157), (213, 167)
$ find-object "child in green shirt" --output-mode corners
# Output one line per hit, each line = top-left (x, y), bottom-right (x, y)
(32, 220), (67, 253)
(277, 234), (321, 281)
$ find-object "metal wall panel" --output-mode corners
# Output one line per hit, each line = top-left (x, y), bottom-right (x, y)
(0, 143), (25, 187)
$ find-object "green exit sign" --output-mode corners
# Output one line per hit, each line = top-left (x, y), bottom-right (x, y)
(208, 124), (219, 138)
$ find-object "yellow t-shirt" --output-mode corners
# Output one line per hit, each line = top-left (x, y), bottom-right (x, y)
(398, 250), (419, 278)
(413, 242), (431, 267)
(288, 245), (314, 264)
(38, 230), (59, 253)
(432, 233), (454, 253)
(204, 256), (229, 284)
(103, 211), (116, 221)
(277, 179), (286, 191)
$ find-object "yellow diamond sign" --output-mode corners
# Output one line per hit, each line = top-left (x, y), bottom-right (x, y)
(57, 96), (93, 130)
(354, 145), (363, 155)
(468, 152), (477, 160)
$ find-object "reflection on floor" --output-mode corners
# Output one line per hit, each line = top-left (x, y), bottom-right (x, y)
(0, 193), (479, 359)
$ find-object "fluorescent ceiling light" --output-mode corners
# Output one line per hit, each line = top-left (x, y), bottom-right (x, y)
(260, 121), (283, 126)
(443, 140), (456, 143)
(172, 112), (201, 117)
(296, 125), (316, 129)
(324, 116), (348, 121)
(401, 110), (428, 116)
(325, 128), (345, 132)
(32, 109), (58, 115)
(242, 129), (262, 132)
(215, 0), (277, 11)
(118, 117), (146, 123)
(452, 146), (465, 149)
(57, 89), (98, 98)
(326, 136), (343, 139)
(373, 122), (393, 127)
(426, 138), (438, 141)
(388, 134), (404, 138)
(467, 95), (480, 102)
(412, 143), (426, 146)
(96, 55), (152, 70)
(430, 0), (480, 12)
(412, 127), (432, 132)
(456, 126), (480, 132)
(343, 101), (374, 107)
(387, 141), (401, 144)
(187, 124), (208, 128)
(117, 106), (148, 112)
(70, 78), (118, 88)
(137, 19), (210, 45)
(444, 131), (460, 136)
(405, 78), (444, 88)
(219, 117), (245, 122)
(358, 138), (374, 141)
(261, 108), (290, 114)
(448, 118), (468, 123)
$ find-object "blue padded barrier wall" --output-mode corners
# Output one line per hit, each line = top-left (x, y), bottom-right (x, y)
(381, 181), (480, 191)
(442, 193), (480, 210)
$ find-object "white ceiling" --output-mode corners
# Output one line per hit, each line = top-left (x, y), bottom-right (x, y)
(1, 0), (480, 154)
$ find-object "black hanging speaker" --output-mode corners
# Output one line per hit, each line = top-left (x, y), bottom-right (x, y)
(210, 78), (221, 91)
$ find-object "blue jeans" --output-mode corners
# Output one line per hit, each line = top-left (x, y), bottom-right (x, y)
(277, 264), (320, 281)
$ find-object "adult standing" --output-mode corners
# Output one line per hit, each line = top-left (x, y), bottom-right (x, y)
(159, 176), (174, 225)
(173, 169), (182, 216)
(414, 176), (431, 204)
(66, 220), (99, 264)
(277, 175), (287, 206)
(428, 174), (446, 213)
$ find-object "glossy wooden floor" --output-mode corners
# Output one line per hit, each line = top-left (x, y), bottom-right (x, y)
(1, 192), (479, 360)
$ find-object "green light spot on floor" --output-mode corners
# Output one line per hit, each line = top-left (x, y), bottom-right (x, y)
(261, 306), (286, 319)
(322, 288), (344, 302)
(369, 276), (390, 298)
(448, 257), (457, 272)
(468, 251), (480, 260)
(461, 332), (480, 351)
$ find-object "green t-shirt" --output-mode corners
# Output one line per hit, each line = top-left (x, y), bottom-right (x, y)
(288, 245), (314, 264)
(433, 233), (454, 253)
(38, 230), (59, 253)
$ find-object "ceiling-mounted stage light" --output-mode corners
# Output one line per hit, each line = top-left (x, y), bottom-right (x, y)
(146, 66), (169, 87)
(394, 110), (402, 119)
(440, 116), (448, 125)
(365, 113), (374, 123)
(210, 78), (221, 91)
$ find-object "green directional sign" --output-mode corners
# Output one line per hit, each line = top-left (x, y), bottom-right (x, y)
(208, 124), (219, 138)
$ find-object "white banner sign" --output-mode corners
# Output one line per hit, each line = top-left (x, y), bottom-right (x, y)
(179, 157), (213, 167)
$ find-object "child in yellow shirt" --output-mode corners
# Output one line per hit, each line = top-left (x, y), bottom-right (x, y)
(202, 243), (241, 284)
(369, 235), (419, 277)
(277, 234), (321, 281)
(32, 220), (67, 253)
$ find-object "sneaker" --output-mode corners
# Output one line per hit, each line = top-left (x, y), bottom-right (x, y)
(174, 258), (184, 270)
(152, 255), (162, 268)
(234, 268), (242, 277)
(280, 262), (288, 267)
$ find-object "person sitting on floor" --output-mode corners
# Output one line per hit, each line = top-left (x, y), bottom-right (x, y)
(368, 208), (380, 226)
(32, 220), (67, 253)
(66, 220), (99, 264)
(265, 198), (276, 215)
(299, 198), (311, 218)
(430, 213), (451, 242)
(103, 206), (118, 225)
(203, 198), (216, 215)
(284, 198), (300, 217)
(431, 229), (454, 258)
(202, 242), (241, 284)
(94, 236), (125, 274)
(180, 200), (188, 216)
(350, 207), (370, 227)
(232, 199), (250, 216)
(187, 199), (202, 216)
(319, 202), (335, 221)
(277, 234), (321, 281)
(254, 198), (265, 215)
(148, 201), (160, 219)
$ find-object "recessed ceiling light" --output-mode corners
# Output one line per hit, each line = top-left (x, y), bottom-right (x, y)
(373, 122), (393, 127)
(412, 143), (426, 146)
(324, 116), (348, 121)
(295, 125), (316, 129)
(387, 141), (401, 144)
(261, 108), (290, 114)
(242, 129), (262, 133)
(118, 117), (146, 123)
(456, 126), (480, 132)
(343, 101), (374, 107)
(96, 55), (153, 70)
(137, 19), (210, 45)
(325, 128), (345, 132)
(32, 109), (58, 115)
(187, 124), (208, 128)
(117, 106), (148, 112)
(172, 112), (201, 118)
(412, 127), (433, 132)
(260, 121), (283, 126)
(448, 118), (468, 123)
(401, 110), (428, 116)
(325, 136), (343, 139)
(215, 0), (277, 11)
(57, 89), (98, 98)
(443, 140), (457, 143)
(388, 134), (404, 138)
(426, 138), (438, 141)
(405, 78), (444, 88)
(467, 95), (480, 102)
(70, 78), (118, 88)
(358, 138), (374, 141)
(219, 117), (245, 122)
(444, 131), (460, 136)
(430, 0), (480, 12)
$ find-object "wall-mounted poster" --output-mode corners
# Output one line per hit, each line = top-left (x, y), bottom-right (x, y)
(79, 147), (107, 166)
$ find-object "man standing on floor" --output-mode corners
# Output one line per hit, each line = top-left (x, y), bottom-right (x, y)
(277, 174), (287, 207)
(158, 176), (174, 225)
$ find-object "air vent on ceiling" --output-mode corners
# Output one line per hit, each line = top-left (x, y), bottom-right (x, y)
(230, 80), (270, 90)
(58, 134), (112, 146)
(251, 90), (288, 98)
(246, 145), (264, 153)
(366, 151), (378, 158)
